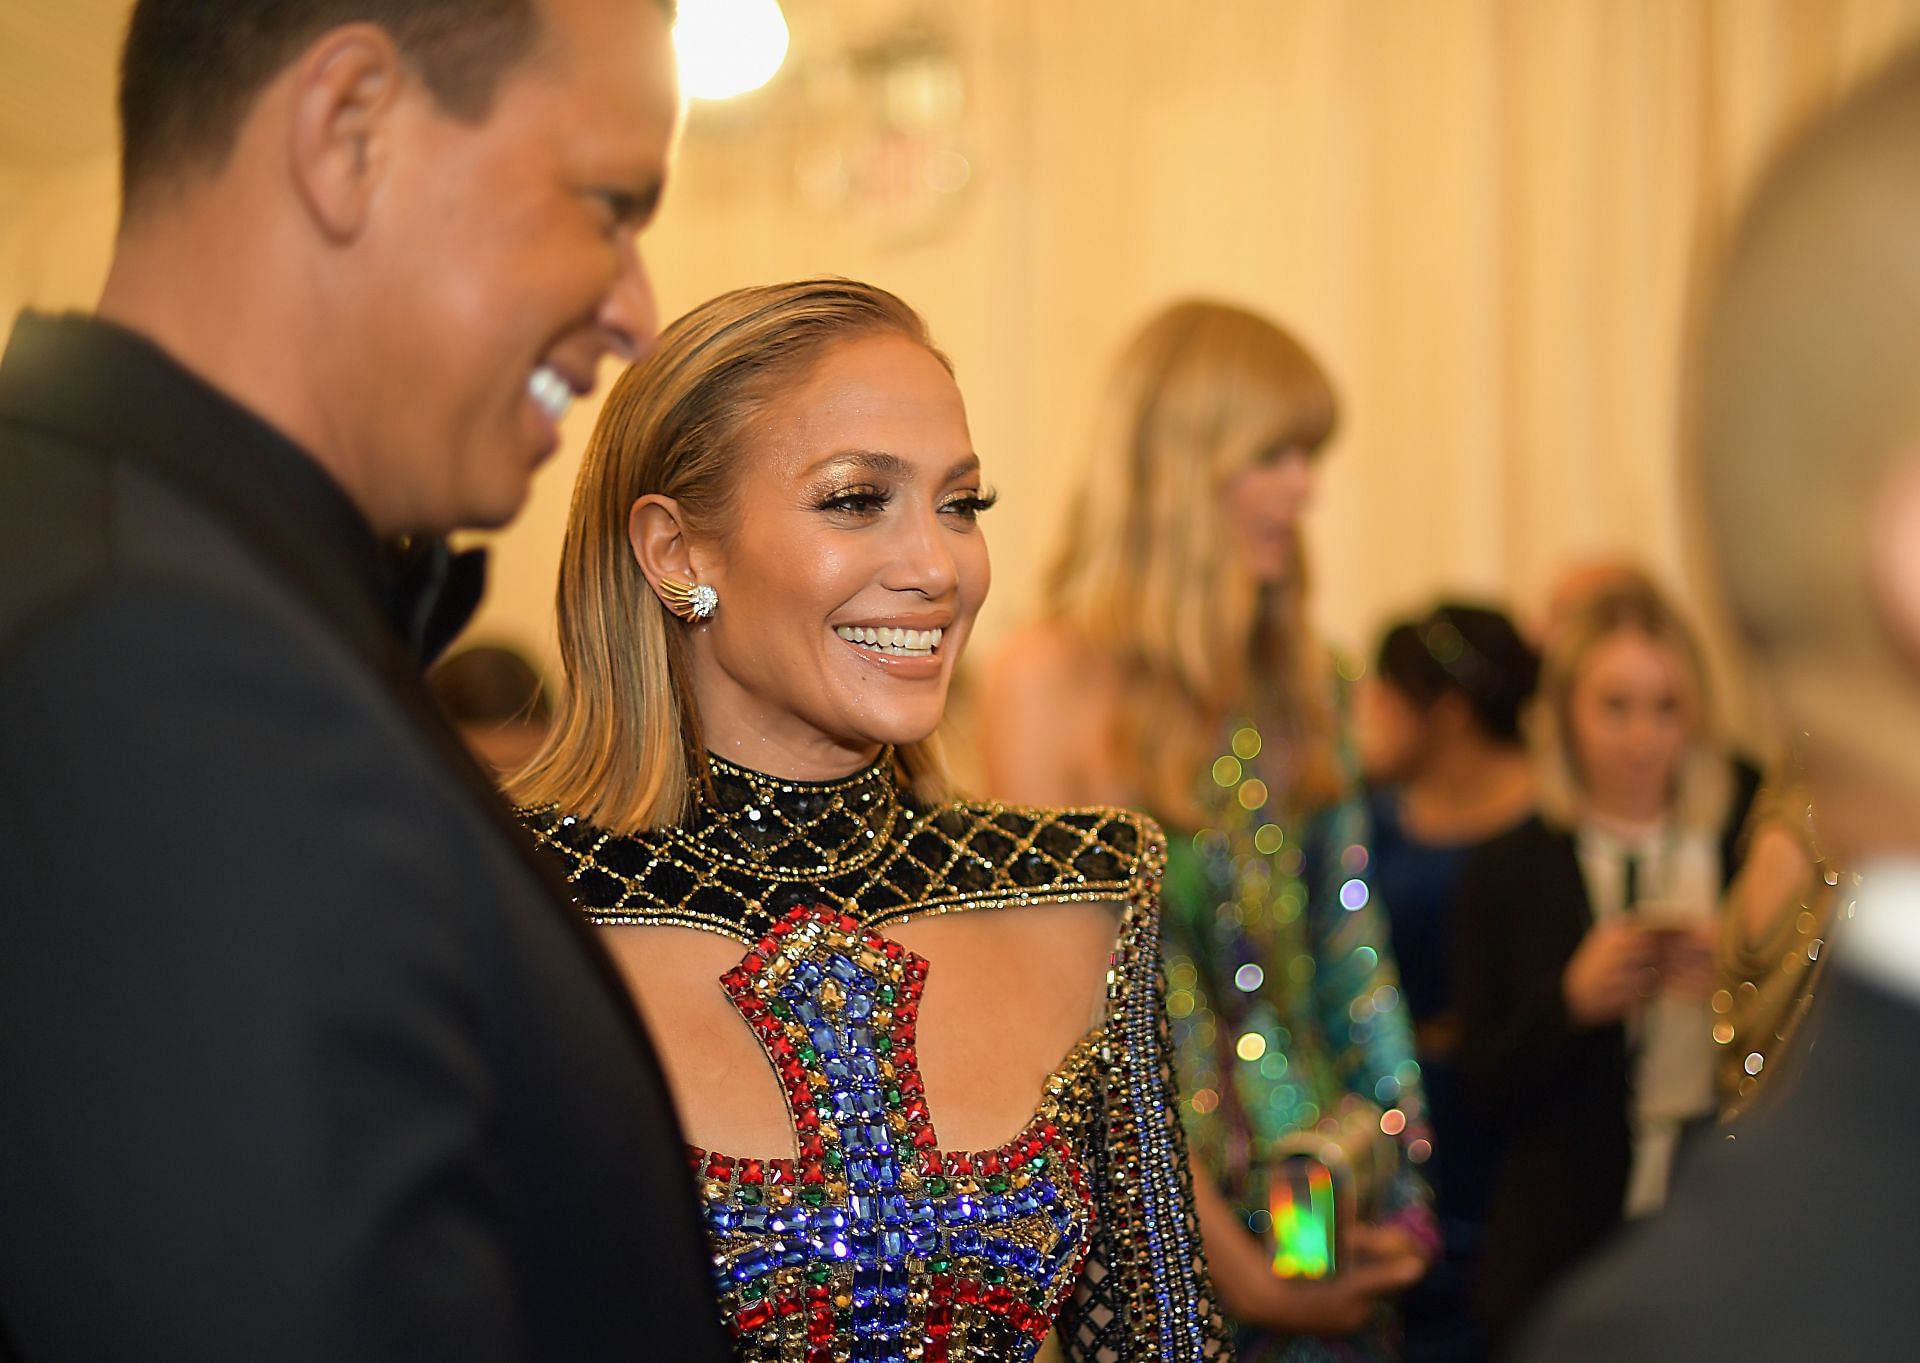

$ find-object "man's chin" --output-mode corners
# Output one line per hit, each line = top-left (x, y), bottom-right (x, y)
(451, 470), (542, 533)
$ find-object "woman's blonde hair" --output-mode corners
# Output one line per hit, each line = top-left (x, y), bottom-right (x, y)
(1532, 578), (1732, 834)
(1047, 299), (1341, 823)
(511, 278), (954, 832)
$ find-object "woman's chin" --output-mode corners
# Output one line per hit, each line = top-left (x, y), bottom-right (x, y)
(829, 711), (946, 755)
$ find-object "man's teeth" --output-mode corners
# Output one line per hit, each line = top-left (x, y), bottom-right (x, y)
(528, 365), (574, 424)
(834, 625), (944, 656)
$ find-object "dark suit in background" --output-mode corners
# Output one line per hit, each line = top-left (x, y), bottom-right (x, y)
(1516, 963), (1917, 1362)
(0, 314), (727, 1361)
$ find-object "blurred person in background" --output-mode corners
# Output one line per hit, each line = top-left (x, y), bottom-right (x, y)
(1523, 49), (1920, 1359)
(1533, 557), (1659, 654)
(1356, 602), (1539, 1363)
(431, 641), (556, 778)
(1452, 580), (1759, 1354)
(982, 299), (1434, 1362)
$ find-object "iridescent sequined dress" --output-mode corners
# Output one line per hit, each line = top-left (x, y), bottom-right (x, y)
(523, 753), (1233, 1363)
(1161, 722), (1435, 1363)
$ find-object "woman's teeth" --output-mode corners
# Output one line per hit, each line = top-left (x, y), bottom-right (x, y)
(528, 365), (574, 424)
(834, 625), (944, 656)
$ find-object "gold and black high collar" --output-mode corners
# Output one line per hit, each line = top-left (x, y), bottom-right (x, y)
(522, 751), (1159, 946)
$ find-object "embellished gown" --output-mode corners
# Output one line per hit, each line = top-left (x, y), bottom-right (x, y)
(1161, 721), (1435, 1363)
(523, 752), (1233, 1363)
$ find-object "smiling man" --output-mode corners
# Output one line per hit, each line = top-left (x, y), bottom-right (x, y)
(0, 2), (728, 1360)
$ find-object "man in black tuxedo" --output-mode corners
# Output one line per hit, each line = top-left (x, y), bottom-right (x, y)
(1519, 46), (1920, 1363)
(0, 2), (728, 1359)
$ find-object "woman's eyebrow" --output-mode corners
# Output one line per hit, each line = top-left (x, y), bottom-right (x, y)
(802, 450), (912, 478)
(800, 451), (982, 481)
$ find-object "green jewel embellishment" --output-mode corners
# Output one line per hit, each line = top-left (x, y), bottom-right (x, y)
(741, 1280), (766, 1302)
(925, 1176), (948, 1196)
(929, 1253), (953, 1273)
(987, 1175), (1010, 1194)
(1030, 1156), (1047, 1171)
(800, 1186), (826, 1207)
(808, 1265), (832, 1284)
(876, 1035), (892, 1056)
(886, 1086), (902, 1106)
(825, 1150), (844, 1171)
(800, 1044), (819, 1065)
(986, 1265), (1008, 1285)
(879, 983), (897, 1005)
(738, 1186), (761, 1204)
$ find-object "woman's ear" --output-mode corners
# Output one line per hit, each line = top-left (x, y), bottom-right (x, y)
(629, 494), (699, 604)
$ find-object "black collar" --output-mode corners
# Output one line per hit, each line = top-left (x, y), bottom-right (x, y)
(695, 749), (904, 877)
(0, 310), (482, 666)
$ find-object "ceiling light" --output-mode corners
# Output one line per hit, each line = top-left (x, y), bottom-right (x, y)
(674, 0), (791, 102)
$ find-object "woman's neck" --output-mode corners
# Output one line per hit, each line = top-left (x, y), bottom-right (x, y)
(1399, 741), (1535, 844)
(701, 725), (886, 785)
(1580, 797), (1672, 839)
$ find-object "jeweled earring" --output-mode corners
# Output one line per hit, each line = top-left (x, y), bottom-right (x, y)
(658, 578), (718, 622)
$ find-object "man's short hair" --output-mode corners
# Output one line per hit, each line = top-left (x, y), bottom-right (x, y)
(118, 0), (541, 206)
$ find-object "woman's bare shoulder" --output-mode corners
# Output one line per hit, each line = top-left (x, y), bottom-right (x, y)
(976, 622), (1126, 805)
(982, 619), (1108, 696)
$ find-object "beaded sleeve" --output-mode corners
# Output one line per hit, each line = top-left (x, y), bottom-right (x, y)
(1059, 821), (1235, 1362)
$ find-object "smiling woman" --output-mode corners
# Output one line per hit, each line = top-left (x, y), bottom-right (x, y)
(511, 278), (1234, 1362)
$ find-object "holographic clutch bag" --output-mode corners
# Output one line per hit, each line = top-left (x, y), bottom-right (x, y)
(1268, 1154), (1338, 1278)
(1269, 1096), (1395, 1224)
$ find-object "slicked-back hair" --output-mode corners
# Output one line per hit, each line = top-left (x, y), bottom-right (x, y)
(118, 0), (543, 208)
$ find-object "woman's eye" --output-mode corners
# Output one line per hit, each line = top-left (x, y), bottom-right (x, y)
(941, 489), (1000, 520)
(819, 488), (889, 515)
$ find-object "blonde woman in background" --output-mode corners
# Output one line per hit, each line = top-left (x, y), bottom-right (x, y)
(981, 300), (1434, 1363)
(1451, 579), (1759, 1351)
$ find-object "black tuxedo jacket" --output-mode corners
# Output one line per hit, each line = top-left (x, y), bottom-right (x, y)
(1518, 964), (1918, 1362)
(0, 314), (727, 1362)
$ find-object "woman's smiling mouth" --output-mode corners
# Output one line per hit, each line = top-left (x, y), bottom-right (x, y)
(832, 624), (944, 657)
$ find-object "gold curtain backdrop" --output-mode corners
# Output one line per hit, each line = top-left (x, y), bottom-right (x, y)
(4, 0), (1918, 747)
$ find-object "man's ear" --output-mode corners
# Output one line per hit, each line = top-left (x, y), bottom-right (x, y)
(630, 494), (707, 606)
(285, 24), (405, 240)
(1870, 448), (1920, 676)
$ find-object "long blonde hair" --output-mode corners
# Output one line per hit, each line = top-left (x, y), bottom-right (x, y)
(1532, 578), (1732, 834)
(512, 278), (953, 832)
(1047, 299), (1341, 823)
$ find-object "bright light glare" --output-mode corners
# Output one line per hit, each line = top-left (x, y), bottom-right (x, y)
(674, 0), (790, 101)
